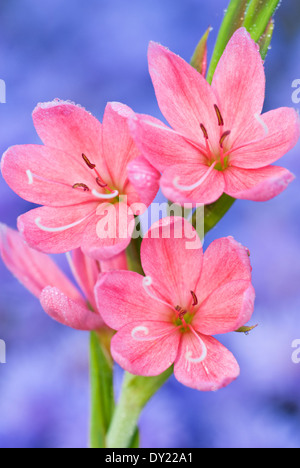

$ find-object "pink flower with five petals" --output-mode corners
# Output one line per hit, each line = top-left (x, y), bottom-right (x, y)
(130, 28), (300, 205)
(1, 100), (160, 260)
(95, 217), (255, 391)
(0, 223), (127, 330)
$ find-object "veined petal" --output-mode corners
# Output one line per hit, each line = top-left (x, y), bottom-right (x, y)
(17, 203), (98, 254)
(224, 165), (295, 201)
(148, 42), (220, 150)
(229, 108), (300, 169)
(102, 102), (140, 190)
(141, 217), (203, 310)
(81, 202), (135, 261)
(32, 100), (112, 184)
(129, 114), (208, 172)
(0, 224), (81, 301)
(111, 321), (181, 376)
(174, 332), (240, 391)
(67, 248), (100, 310)
(195, 237), (252, 305)
(40, 286), (103, 330)
(212, 28), (265, 142)
(160, 163), (225, 205)
(100, 251), (128, 273)
(1, 145), (96, 207)
(95, 271), (174, 331)
(193, 280), (255, 335)
(127, 156), (160, 207)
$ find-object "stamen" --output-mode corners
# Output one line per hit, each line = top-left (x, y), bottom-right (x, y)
(173, 161), (217, 191)
(185, 326), (207, 364)
(200, 124), (209, 140)
(82, 153), (96, 169)
(96, 177), (108, 188)
(214, 104), (224, 126)
(131, 324), (181, 342)
(35, 214), (90, 233)
(190, 291), (198, 306)
(219, 130), (231, 148)
(254, 113), (269, 136)
(26, 170), (34, 185)
(176, 306), (187, 320)
(91, 189), (119, 200)
(72, 183), (90, 192)
(142, 276), (174, 310)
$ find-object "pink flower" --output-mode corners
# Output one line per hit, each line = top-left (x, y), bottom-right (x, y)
(130, 28), (300, 205)
(95, 217), (255, 391)
(0, 223), (127, 330)
(1, 100), (159, 260)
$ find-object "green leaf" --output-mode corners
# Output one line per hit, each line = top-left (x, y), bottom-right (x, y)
(192, 193), (236, 235)
(235, 324), (258, 334)
(89, 331), (115, 448)
(243, 0), (280, 42)
(258, 18), (275, 59)
(206, 0), (251, 83)
(191, 27), (211, 76)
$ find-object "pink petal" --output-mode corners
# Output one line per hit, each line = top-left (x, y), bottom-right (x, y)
(129, 114), (208, 172)
(195, 237), (252, 305)
(224, 165), (295, 201)
(102, 102), (140, 190)
(1, 145), (96, 207)
(17, 203), (98, 254)
(111, 321), (181, 376)
(192, 280), (255, 335)
(160, 163), (225, 205)
(127, 156), (160, 207)
(174, 332), (240, 391)
(67, 248), (100, 310)
(141, 217), (203, 310)
(148, 42), (220, 151)
(81, 202), (135, 261)
(229, 108), (300, 169)
(32, 100), (112, 184)
(212, 28), (265, 142)
(100, 251), (128, 273)
(95, 271), (174, 331)
(40, 286), (103, 330)
(0, 224), (81, 301)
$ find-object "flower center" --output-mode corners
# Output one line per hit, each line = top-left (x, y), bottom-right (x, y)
(173, 290), (198, 331)
(200, 104), (231, 171)
(72, 153), (119, 201)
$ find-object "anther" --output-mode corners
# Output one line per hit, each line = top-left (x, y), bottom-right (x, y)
(219, 130), (231, 148)
(200, 124), (209, 140)
(82, 153), (96, 169)
(96, 177), (108, 188)
(72, 183), (90, 192)
(190, 290), (198, 306)
(214, 104), (224, 126)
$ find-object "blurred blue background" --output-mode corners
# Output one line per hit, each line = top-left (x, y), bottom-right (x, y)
(0, 0), (300, 448)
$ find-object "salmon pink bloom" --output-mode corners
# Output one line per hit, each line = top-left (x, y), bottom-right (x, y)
(95, 217), (255, 391)
(1, 100), (159, 260)
(0, 223), (127, 330)
(130, 28), (300, 205)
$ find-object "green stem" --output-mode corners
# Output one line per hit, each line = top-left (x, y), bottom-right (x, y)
(106, 368), (173, 448)
(192, 193), (235, 235)
(89, 331), (115, 448)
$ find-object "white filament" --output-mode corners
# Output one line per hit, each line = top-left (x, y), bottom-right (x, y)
(131, 326), (150, 341)
(26, 170), (34, 185)
(35, 214), (89, 233)
(173, 161), (217, 191)
(142, 276), (173, 310)
(254, 113), (269, 136)
(185, 331), (207, 364)
(91, 189), (119, 200)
